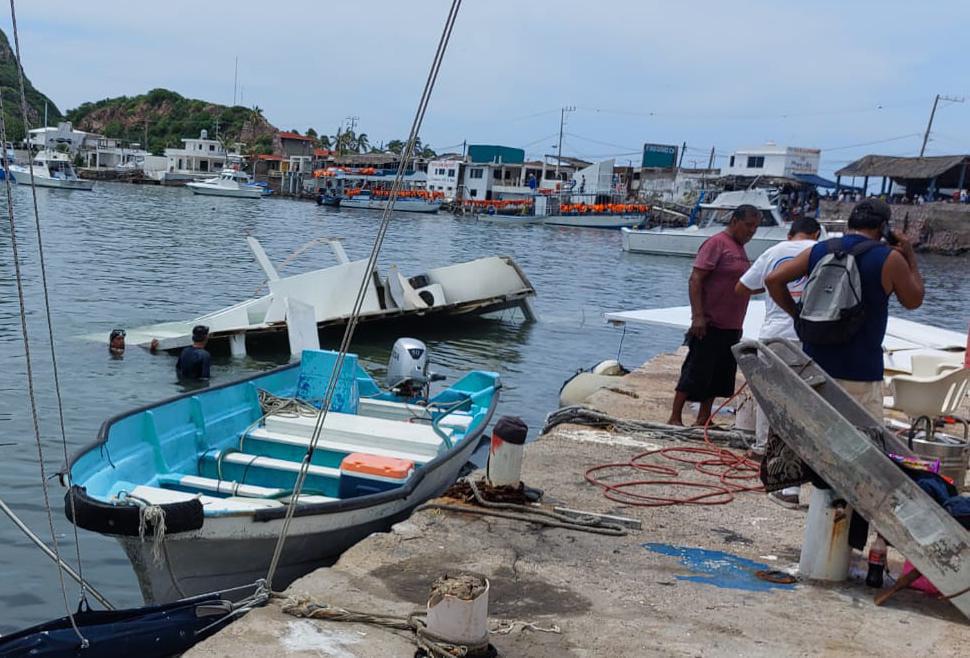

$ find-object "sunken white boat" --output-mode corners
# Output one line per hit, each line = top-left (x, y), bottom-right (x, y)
(62, 344), (500, 603)
(117, 237), (536, 354)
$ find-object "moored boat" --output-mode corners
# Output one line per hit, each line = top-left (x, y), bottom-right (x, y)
(186, 168), (267, 199)
(9, 149), (94, 190)
(341, 189), (442, 213)
(621, 189), (796, 258)
(62, 345), (499, 604)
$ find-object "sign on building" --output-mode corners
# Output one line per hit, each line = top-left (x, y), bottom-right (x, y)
(642, 143), (678, 170)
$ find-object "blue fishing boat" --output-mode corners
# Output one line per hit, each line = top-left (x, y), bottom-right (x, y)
(63, 344), (499, 604)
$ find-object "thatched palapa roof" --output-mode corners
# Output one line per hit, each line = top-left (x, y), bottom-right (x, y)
(836, 155), (970, 180)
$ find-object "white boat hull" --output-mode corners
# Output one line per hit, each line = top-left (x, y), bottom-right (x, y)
(543, 214), (645, 229)
(621, 225), (790, 259)
(186, 182), (263, 199)
(341, 197), (442, 213)
(117, 433), (482, 604)
(8, 166), (94, 190)
(476, 213), (545, 225)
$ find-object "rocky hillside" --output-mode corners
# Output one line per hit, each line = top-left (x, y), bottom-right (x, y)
(66, 88), (278, 155)
(0, 28), (63, 141)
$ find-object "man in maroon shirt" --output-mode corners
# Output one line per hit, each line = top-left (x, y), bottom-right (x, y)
(667, 205), (760, 426)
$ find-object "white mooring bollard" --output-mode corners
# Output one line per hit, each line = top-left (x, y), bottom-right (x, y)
(799, 486), (852, 581)
(426, 574), (490, 653)
(486, 416), (528, 487)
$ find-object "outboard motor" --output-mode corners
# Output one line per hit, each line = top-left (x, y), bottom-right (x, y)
(387, 338), (441, 399)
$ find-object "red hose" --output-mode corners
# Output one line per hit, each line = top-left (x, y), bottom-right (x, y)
(584, 385), (764, 507)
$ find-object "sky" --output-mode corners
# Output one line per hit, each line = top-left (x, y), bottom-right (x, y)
(4, 0), (970, 177)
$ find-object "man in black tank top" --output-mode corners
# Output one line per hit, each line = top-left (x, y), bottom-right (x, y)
(176, 325), (212, 381)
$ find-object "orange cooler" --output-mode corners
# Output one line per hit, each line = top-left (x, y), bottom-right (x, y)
(339, 453), (415, 498)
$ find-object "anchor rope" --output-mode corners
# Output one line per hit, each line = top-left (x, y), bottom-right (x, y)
(0, 15), (87, 648)
(264, 0), (463, 590)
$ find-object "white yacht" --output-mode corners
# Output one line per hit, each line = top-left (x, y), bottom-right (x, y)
(621, 189), (799, 259)
(186, 168), (267, 199)
(9, 150), (94, 190)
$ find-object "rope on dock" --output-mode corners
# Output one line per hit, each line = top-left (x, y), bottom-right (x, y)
(542, 405), (754, 449)
(419, 478), (629, 536)
(277, 594), (488, 657)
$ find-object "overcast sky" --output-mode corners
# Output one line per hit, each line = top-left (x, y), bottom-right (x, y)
(4, 1), (969, 176)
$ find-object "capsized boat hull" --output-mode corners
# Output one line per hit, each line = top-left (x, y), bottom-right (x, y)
(621, 225), (789, 259)
(543, 214), (645, 229)
(117, 432), (481, 603)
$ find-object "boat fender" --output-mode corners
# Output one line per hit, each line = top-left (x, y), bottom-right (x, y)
(591, 359), (628, 376)
(64, 485), (203, 537)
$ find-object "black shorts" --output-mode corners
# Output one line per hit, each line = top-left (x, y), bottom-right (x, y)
(676, 327), (743, 402)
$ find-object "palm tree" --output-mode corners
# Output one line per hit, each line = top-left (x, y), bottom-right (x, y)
(354, 132), (370, 154)
(386, 139), (404, 154)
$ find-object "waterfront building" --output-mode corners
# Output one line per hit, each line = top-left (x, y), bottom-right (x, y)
(457, 144), (584, 200)
(427, 157), (462, 199)
(279, 131), (315, 159)
(722, 143), (820, 179)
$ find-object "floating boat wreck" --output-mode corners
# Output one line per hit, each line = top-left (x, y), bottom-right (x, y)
(118, 237), (537, 354)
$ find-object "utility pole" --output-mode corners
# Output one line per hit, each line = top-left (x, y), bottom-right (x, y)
(144, 118), (148, 152)
(707, 145), (716, 169)
(555, 105), (575, 177)
(233, 56), (238, 106)
(920, 94), (964, 157)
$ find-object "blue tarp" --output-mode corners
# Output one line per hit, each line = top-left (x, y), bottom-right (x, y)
(793, 173), (839, 188)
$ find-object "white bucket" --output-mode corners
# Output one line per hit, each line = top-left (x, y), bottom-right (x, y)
(486, 416), (528, 487)
(426, 576), (490, 648)
(799, 487), (852, 581)
(734, 388), (757, 433)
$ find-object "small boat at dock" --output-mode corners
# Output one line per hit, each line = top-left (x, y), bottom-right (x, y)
(341, 189), (443, 213)
(61, 344), (500, 603)
(9, 149), (95, 190)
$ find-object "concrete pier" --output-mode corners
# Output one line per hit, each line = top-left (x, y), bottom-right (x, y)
(188, 351), (969, 657)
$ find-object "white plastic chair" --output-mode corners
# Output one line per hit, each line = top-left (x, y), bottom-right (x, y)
(891, 367), (969, 438)
(909, 352), (963, 378)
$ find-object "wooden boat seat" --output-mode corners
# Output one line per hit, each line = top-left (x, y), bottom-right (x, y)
(357, 398), (473, 430)
(250, 411), (451, 463)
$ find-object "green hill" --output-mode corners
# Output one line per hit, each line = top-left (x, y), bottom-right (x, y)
(66, 88), (278, 155)
(0, 28), (64, 141)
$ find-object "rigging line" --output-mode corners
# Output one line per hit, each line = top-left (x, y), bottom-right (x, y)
(8, 0), (89, 609)
(564, 132), (639, 152)
(264, 0), (463, 591)
(0, 94), (88, 647)
(819, 133), (922, 152)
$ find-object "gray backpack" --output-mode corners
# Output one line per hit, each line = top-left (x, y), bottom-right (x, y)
(795, 237), (880, 345)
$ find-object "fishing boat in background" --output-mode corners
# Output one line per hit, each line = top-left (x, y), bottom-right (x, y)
(9, 149), (94, 190)
(620, 189), (795, 258)
(341, 188), (443, 213)
(541, 197), (650, 229)
(187, 167), (268, 199)
(62, 344), (500, 603)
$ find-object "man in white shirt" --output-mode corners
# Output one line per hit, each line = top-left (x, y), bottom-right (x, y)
(735, 216), (821, 506)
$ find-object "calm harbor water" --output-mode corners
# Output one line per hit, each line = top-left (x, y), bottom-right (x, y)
(0, 183), (967, 631)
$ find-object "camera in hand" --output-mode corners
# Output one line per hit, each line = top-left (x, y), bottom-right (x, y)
(881, 221), (899, 246)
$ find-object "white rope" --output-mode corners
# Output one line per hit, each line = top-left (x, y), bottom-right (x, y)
(0, 66), (88, 657)
(137, 504), (168, 565)
(264, 0), (463, 590)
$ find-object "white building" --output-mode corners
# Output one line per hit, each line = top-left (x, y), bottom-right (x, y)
(28, 122), (101, 153)
(459, 156), (583, 200)
(722, 143), (820, 178)
(427, 158), (462, 200)
(163, 129), (237, 177)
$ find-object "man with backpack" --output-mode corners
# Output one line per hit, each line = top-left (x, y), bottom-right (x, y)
(765, 198), (924, 419)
